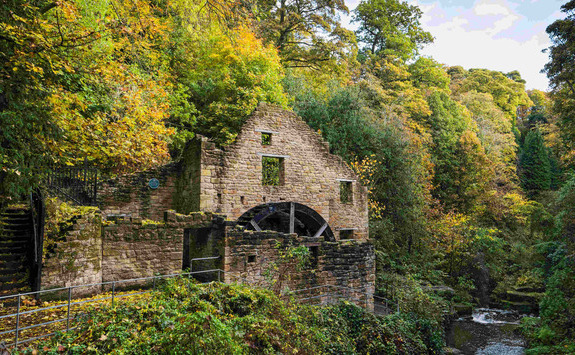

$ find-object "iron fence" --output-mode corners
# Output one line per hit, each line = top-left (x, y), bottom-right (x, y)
(0, 267), (396, 350)
(47, 160), (98, 206)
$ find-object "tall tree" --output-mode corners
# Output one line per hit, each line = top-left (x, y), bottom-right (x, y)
(519, 129), (552, 196)
(454, 69), (532, 125)
(251, 0), (356, 69)
(458, 91), (518, 192)
(353, 0), (433, 61)
(544, 1), (575, 168)
(0, 0), (175, 198)
(544, 0), (575, 96)
(427, 92), (492, 212)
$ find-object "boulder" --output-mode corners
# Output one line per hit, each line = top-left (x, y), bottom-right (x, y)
(453, 303), (473, 317)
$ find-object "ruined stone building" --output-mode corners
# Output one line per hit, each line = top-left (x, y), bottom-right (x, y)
(39, 103), (375, 302)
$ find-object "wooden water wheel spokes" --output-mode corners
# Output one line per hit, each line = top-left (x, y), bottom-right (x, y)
(236, 202), (335, 241)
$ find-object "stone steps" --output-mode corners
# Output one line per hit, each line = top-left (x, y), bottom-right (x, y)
(0, 206), (33, 295)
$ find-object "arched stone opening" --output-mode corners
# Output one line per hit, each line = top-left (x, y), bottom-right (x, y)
(236, 202), (335, 241)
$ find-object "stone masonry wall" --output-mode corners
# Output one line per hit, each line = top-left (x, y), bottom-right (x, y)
(98, 163), (180, 221)
(199, 103), (369, 240)
(41, 210), (375, 305)
(41, 212), (102, 294)
(97, 140), (202, 221)
(101, 211), (217, 283)
(224, 228), (375, 305)
(41, 210), (224, 293)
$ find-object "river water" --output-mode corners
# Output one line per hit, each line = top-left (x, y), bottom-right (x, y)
(446, 308), (529, 354)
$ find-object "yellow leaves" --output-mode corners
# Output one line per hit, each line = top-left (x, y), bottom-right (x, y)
(46, 57), (173, 173)
(350, 155), (386, 219)
(430, 211), (472, 254)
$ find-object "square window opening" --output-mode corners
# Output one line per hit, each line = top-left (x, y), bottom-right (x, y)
(262, 132), (272, 145)
(247, 255), (256, 263)
(340, 229), (354, 240)
(262, 156), (284, 186)
(340, 181), (353, 203)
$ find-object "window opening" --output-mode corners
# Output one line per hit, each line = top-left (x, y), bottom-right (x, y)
(262, 156), (284, 186)
(247, 255), (256, 263)
(261, 132), (272, 145)
(340, 229), (354, 240)
(340, 181), (353, 203)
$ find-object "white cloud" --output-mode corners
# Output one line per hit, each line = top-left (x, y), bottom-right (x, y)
(472, 0), (521, 35)
(488, 14), (520, 35)
(474, 0), (511, 16)
(406, 0), (552, 90)
(419, 14), (551, 90)
(341, 0), (558, 90)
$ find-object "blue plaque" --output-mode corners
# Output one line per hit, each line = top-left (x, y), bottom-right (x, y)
(148, 178), (160, 189)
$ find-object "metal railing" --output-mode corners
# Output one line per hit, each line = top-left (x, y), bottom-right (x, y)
(47, 160), (98, 206)
(0, 266), (396, 349)
(0, 269), (223, 349)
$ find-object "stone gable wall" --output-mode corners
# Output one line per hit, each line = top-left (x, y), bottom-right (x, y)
(199, 103), (369, 240)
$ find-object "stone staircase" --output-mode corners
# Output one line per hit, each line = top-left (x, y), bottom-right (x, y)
(0, 207), (33, 296)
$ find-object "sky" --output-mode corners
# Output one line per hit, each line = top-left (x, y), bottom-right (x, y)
(341, 0), (566, 91)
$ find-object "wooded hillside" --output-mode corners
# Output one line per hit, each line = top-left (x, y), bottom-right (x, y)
(2, 0), (575, 352)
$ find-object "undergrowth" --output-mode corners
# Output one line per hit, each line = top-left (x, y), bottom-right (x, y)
(20, 278), (444, 354)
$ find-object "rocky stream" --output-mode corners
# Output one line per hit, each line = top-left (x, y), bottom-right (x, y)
(446, 308), (531, 354)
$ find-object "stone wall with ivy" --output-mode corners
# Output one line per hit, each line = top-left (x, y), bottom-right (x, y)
(101, 211), (219, 283)
(42, 200), (103, 293)
(97, 140), (203, 222)
(42, 198), (374, 302)
(41, 200), (225, 292)
(223, 227), (375, 307)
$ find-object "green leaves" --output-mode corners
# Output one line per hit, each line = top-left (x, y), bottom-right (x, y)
(519, 129), (552, 196)
(545, 0), (575, 97)
(31, 278), (444, 354)
(181, 24), (288, 146)
(253, 0), (355, 70)
(354, 0), (433, 61)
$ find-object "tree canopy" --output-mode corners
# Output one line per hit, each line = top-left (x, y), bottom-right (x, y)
(353, 0), (433, 61)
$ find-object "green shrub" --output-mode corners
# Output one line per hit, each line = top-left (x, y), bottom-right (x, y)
(24, 278), (445, 354)
(376, 272), (449, 323)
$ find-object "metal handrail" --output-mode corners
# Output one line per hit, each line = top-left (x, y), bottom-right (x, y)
(0, 267), (385, 349)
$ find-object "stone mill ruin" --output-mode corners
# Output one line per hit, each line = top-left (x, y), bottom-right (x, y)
(2, 103), (375, 305)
